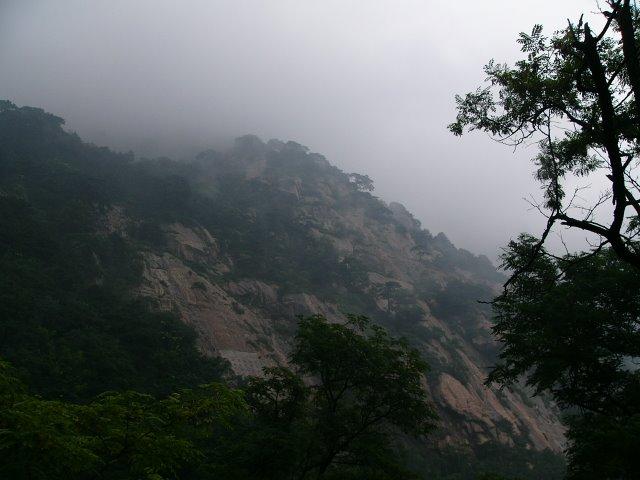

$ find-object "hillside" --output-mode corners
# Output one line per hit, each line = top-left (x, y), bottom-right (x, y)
(0, 102), (565, 479)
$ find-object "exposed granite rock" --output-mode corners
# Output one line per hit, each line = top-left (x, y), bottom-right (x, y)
(126, 139), (565, 454)
(134, 218), (564, 453)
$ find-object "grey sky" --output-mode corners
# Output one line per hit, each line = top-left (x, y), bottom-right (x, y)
(0, 0), (598, 260)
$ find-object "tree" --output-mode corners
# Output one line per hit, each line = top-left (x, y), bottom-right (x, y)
(244, 315), (437, 480)
(450, 3), (640, 478)
(0, 361), (98, 480)
(489, 239), (640, 479)
(348, 173), (375, 192)
(450, 0), (640, 274)
(374, 281), (405, 313)
(0, 359), (248, 480)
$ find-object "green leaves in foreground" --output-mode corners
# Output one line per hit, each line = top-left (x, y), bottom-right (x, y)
(0, 359), (247, 480)
(489, 238), (640, 479)
(243, 315), (437, 479)
(0, 315), (436, 480)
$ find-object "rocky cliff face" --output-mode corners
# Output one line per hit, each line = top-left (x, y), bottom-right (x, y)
(103, 136), (565, 454)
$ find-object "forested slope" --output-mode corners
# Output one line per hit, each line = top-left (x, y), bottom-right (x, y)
(0, 101), (565, 479)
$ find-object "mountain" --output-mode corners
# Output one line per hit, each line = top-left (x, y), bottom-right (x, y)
(0, 101), (565, 478)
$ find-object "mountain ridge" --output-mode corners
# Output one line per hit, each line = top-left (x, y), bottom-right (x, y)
(0, 101), (565, 478)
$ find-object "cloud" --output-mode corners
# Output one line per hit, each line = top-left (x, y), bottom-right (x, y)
(0, 0), (596, 259)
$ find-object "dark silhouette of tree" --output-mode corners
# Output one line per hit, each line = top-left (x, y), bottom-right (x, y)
(451, 3), (640, 478)
(490, 239), (640, 479)
(245, 314), (436, 480)
(450, 0), (640, 275)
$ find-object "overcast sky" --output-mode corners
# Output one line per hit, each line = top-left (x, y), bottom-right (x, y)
(0, 0), (600, 260)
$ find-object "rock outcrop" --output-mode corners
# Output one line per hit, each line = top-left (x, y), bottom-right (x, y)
(123, 137), (565, 454)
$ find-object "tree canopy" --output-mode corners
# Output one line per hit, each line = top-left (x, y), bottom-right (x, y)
(0, 315), (436, 480)
(450, 0), (640, 273)
(242, 314), (437, 480)
(348, 173), (375, 192)
(450, 3), (640, 478)
(490, 240), (640, 479)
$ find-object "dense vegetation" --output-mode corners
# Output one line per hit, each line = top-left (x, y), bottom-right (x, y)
(489, 240), (640, 479)
(1, 314), (436, 480)
(0, 102), (228, 400)
(0, 101), (565, 479)
(451, 1), (640, 478)
(3, 1), (636, 477)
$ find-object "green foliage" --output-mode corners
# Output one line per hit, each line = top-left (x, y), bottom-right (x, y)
(0, 315), (435, 480)
(241, 315), (437, 479)
(431, 280), (493, 347)
(0, 101), (564, 479)
(450, 1), (640, 268)
(395, 303), (425, 327)
(0, 360), (247, 480)
(373, 281), (408, 313)
(186, 173), (346, 294)
(451, 4), (640, 477)
(0, 206), (226, 399)
(491, 239), (640, 412)
(293, 315), (436, 433)
(335, 254), (365, 283)
(0, 104), (227, 400)
(363, 196), (394, 223)
(406, 442), (564, 480)
(432, 280), (492, 320)
(348, 172), (375, 192)
(565, 412), (640, 480)
(490, 238), (640, 478)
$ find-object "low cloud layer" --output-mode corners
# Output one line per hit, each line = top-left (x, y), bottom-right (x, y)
(1, 0), (595, 259)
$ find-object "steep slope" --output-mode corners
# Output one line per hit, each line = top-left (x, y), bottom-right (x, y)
(121, 136), (564, 456)
(0, 102), (565, 478)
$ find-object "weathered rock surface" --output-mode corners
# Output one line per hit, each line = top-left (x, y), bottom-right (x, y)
(125, 138), (565, 453)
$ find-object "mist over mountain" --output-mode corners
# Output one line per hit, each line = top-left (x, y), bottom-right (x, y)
(0, 102), (565, 478)
(3, 1), (640, 479)
(0, 0), (592, 260)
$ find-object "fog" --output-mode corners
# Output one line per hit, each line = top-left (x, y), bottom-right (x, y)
(0, 0), (599, 260)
